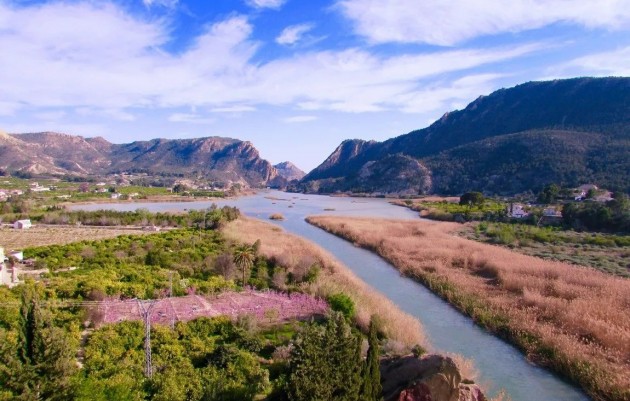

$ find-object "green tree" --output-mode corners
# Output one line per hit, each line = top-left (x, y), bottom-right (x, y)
(327, 293), (355, 320)
(537, 183), (560, 204)
(459, 192), (484, 207)
(287, 313), (362, 401)
(234, 245), (255, 286)
(360, 318), (382, 401)
(3, 284), (77, 400)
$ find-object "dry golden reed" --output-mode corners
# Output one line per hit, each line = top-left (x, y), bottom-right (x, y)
(307, 215), (630, 401)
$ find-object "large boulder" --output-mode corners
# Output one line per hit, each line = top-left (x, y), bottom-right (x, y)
(381, 354), (486, 401)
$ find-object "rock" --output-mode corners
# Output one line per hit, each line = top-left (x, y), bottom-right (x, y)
(459, 384), (487, 401)
(381, 354), (484, 401)
(398, 382), (433, 401)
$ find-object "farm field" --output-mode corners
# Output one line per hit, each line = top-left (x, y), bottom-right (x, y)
(97, 291), (327, 326)
(307, 215), (630, 401)
(0, 224), (157, 249)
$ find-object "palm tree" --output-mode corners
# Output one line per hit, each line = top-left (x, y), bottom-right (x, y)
(233, 245), (255, 286)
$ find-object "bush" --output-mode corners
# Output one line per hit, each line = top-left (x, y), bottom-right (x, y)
(327, 293), (355, 319)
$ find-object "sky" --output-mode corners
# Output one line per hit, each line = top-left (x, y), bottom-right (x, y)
(2, 0), (630, 172)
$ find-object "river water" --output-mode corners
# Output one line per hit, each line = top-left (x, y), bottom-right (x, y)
(75, 190), (590, 401)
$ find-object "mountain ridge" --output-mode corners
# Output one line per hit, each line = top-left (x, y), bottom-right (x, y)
(300, 77), (630, 195)
(0, 133), (283, 187)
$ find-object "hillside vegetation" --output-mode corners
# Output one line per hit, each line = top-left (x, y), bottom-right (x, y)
(300, 77), (630, 195)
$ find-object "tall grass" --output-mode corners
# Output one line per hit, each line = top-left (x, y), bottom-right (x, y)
(307, 215), (630, 401)
(222, 217), (427, 349)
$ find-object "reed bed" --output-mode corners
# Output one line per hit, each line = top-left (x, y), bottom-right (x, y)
(307, 215), (630, 401)
(222, 217), (427, 349)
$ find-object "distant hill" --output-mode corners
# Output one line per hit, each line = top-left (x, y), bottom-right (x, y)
(0, 132), (284, 188)
(301, 77), (630, 195)
(274, 162), (306, 181)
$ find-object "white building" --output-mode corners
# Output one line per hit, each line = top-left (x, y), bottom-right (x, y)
(14, 219), (32, 229)
(507, 203), (529, 219)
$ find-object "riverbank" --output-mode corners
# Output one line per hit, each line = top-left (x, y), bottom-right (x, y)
(306, 215), (630, 401)
(222, 216), (428, 349)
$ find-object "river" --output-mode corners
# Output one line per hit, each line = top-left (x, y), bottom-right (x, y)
(74, 190), (590, 401)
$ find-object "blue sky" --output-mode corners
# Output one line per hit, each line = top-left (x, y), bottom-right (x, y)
(2, 0), (630, 172)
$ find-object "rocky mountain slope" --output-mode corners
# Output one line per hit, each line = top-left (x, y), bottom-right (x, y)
(0, 132), (282, 187)
(301, 77), (630, 195)
(273, 161), (306, 181)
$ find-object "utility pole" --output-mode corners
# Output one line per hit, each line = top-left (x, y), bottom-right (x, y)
(169, 271), (175, 330)
(137, 300), (157, 378)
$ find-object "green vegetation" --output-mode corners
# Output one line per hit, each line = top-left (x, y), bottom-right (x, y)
(287, 313), (382, 401)
(0, 207), (391, 400)
(1, 201), (239, 229)
(562, 194), (630, 232)
(400, 198), (505, 222)
(326, 293), (356, 320)
(469, 222), (630, 277)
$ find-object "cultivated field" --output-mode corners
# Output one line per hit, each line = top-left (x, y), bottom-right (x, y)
(307, 215), (630, 401)
(97, 290), (328, 326)
(0, 225), (155, 249)
(222, 217), (427, 349)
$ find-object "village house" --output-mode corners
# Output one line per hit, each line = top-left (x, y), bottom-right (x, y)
(13, 219), (32, 229)
(574, 184), (599, 201)
(507, 203), (529, 219)
(111, 193), (122, 199)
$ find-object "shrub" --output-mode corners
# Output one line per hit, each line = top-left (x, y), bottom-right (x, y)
(327, 293), (355, 319)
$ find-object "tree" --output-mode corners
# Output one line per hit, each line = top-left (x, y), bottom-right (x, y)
(360, 318), (382, 401)
(459, 192), (484, 207)
(3, 284), (77, 400)
(233, 245), (255, 286)
(287, 313), (362, 401)
(537, 184), (560, 204)
(79, 182), (90, 193)
(172, 183), (188, 194)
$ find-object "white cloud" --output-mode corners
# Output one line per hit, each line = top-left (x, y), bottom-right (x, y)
(0, 1), (545, 121)
(337, 0), (630, 45)
(551, 46), (630, 77)
(283, 115), (317, 123)
(276, 23), (314, 45)
(397, 74), (505, 114)
(143, 0), (179, 8)
(246, 0), (286, 9)
(168, 113), (215, 124)
(211, 105), (257, 113)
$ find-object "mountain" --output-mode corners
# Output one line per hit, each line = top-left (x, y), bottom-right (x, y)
(301, 77), (630, 195)
(0, 132), (282, 187)
(274, 162), (306, 181)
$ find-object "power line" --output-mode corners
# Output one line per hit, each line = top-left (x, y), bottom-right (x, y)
(137, 299), (157, 378)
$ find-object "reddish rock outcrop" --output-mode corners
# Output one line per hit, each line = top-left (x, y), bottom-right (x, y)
(381, 354), (486, 401)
